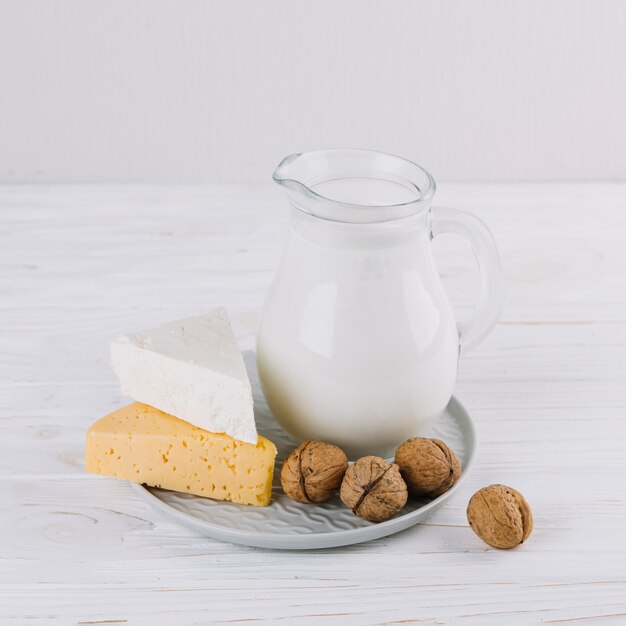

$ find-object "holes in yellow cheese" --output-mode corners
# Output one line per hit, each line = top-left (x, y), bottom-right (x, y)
(85, 405), (276, 507)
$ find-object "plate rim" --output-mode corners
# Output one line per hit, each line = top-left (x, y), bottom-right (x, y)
(133, 395), (476, 550)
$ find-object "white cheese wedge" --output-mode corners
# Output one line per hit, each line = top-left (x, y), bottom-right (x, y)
(110, 309), (257, 444)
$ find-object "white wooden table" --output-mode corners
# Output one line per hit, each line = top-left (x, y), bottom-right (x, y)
(2, 184), (625, 625)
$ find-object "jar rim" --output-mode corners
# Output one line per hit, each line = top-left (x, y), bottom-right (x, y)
(273, 149), (436, 224)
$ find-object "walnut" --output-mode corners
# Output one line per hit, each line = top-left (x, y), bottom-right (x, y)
(466, 484), (533, 549)
(280, 440), (348, 503)
(340, 456), (408, 522)
(394, 437), (461, 497)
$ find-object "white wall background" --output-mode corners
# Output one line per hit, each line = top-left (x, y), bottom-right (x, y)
(0, 0), (624, 183)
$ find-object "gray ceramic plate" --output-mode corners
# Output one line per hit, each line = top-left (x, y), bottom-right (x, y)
(134, 354), (476, 550)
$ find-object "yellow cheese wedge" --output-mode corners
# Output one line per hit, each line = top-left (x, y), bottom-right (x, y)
(85, 402), (276, 506)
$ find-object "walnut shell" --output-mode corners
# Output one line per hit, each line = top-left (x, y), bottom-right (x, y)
(394, 437), (462, 497)
(340, 456), (408, 522)
(280, 440), (348, 503)
(467, 484), (533, 549)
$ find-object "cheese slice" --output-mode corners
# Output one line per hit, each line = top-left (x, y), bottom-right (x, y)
(85, 403), (276, 506)
(111, 309), (257, 443)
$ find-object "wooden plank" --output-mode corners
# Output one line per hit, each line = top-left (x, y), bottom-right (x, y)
(2, 477), (626, 624)
(1, 183), (626, 625)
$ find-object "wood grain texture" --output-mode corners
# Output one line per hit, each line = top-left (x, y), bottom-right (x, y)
(1, 183), (626, 625)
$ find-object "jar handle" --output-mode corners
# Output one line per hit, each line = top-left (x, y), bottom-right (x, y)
(430, 207), (504, 353)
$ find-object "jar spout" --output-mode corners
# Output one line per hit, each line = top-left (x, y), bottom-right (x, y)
(272, 153), (311, 197)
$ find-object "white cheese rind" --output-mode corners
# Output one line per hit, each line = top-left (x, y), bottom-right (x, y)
(110, 309), (257, 443)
